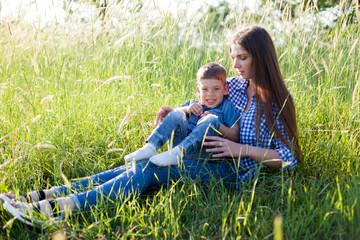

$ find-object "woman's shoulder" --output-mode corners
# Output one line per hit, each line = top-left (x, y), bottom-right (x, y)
(226, 76), (244, 85)
(226, 76), (247, 90)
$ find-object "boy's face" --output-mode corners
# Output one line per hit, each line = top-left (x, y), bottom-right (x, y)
(197, 79), (228, 108)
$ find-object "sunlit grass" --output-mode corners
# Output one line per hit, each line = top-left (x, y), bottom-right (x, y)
(0, 0), (359, 239)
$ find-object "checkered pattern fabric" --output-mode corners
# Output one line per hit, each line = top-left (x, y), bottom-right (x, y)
(226, 77), (298, 184)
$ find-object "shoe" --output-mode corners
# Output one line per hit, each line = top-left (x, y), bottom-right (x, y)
(2, 200), (64, 227)
(2, 202), (38, 226)
(0, 194), (12, 204)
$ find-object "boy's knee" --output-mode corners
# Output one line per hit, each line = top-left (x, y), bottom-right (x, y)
(167, 109), (186, 121)
(198, 114), (219, 127)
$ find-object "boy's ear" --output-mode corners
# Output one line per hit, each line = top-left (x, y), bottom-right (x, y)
(196, 86), (200, 94)
(224, 84), (229, 95)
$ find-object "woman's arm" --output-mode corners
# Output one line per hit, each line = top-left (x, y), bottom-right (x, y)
(203, 136), (282, 168)
(154, 106), (173, 126)
(218, 123), (240, 143)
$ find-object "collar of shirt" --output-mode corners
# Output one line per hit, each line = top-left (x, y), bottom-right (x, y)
(239, 78), (249, 95)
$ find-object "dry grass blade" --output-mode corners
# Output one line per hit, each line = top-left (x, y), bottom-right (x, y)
(40, 95), (54, 104)
(352, 72), (359, 105)
(31, 115), (42, 123)
(72, 94), (88, 97)
(108, 140), (116, 148)
(107, 148), (125, 153)
(319, 40), (335, 50)
(348, 38), (359, 57)
(2, 218), (15, 229)
(0, 156), (23, 169)
(34, 143), (56, 149)
(32, 57), (40, 75)
(104, 76), (132, 84)
(75, 79), (82, 85)
(90, 79), (104, 84)
(114, 31), (135, 48)
(117, 112), (137, 134)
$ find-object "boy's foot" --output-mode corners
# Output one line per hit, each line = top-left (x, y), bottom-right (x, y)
(149, 146), (183, 166)
(124, 143), (156, 161)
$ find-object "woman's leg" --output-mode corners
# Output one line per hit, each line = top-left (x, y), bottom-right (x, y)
(70, 160), (154, 210)
(51, 164), (131, 196)
(154, 159), (239, 186)
(7, 195), (77, 226)
(2, 164), (131, 203)
(8, 159), (239, 219)
(2, 190), (51, 203)
(7, 162), (147, 218)
(70, 159), (238, 211)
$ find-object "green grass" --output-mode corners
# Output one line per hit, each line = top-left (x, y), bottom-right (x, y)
(0, 0), (359, 239)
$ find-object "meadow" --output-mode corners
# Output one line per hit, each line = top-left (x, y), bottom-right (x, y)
(0, 0), (359, 239)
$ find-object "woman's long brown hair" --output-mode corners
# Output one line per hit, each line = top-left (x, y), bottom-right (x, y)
(230, 25), (301, 162)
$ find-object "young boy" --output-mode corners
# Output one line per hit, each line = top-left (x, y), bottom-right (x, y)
(125, 62), (240, 166)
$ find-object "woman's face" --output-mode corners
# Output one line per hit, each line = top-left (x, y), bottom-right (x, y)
(230, 44), (254, 80)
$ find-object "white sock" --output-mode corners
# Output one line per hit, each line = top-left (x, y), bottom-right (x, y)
(124, 143), (156, 161)
(149, 146), (183, 167)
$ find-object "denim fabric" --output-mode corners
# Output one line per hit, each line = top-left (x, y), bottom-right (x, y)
(182, 99), (240, 132)
(146, 109), (220, 161)
(53, 159), (240, 211)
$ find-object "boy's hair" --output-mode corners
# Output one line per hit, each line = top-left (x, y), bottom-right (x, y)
(196, 63), (227, 85)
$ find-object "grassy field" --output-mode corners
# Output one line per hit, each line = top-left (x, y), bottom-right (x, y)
(0, 0), (359, 239)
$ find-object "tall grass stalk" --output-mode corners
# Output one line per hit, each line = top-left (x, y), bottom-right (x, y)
(0, 0), (359, 238)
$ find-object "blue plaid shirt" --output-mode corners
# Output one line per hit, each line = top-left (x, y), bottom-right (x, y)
(226, 77), (298, 183)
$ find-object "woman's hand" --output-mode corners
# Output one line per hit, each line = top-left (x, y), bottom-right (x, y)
(204, 136), (283, 168)
(203, 136), (247, 158)
(154, 106), (173, 126)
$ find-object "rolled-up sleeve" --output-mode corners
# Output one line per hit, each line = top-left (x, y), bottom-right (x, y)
(274, 140), (298, 169)
(271, 117), (298, 170)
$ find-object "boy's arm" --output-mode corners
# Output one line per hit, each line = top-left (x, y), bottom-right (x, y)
(219, 123), (240, 142)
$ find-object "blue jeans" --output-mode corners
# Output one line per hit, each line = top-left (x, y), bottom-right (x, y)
(147, 110), (220, 161)
(51, 159), (240, 211)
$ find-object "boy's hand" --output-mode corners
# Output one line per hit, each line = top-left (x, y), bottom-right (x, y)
(188, 103), (203, 116)
(201, 111), (212, 117)
(154, 106), (173, 126)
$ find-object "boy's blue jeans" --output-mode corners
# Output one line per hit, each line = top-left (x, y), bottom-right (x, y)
(52, 159), (240, 211)
(146, 109), (220, 160)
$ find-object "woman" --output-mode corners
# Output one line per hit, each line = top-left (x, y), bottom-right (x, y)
(1, 25), (300, 225)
